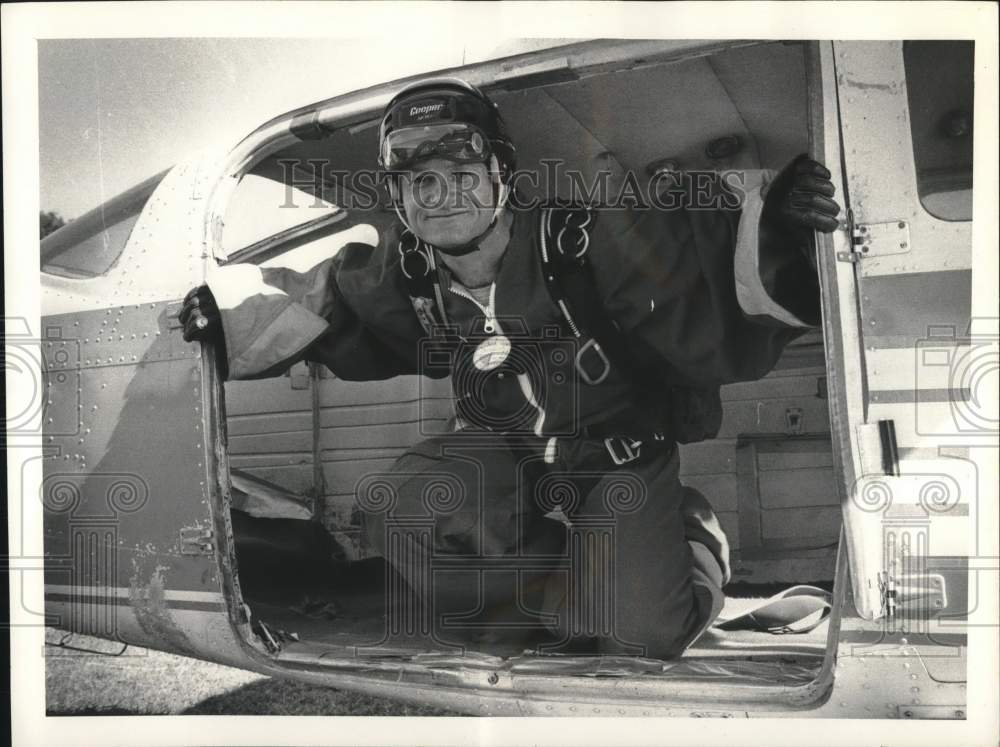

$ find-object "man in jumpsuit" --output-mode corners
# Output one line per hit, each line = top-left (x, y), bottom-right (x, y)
(181, 78), (840, 658)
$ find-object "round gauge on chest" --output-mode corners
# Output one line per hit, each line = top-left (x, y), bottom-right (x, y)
(472, 334), (512, 371)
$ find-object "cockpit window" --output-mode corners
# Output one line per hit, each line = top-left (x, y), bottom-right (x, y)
(221, 173), (340, 258)
(219, 161), (393, 268)
(903, 40), (974, 222)
(40, 170), (169, 278)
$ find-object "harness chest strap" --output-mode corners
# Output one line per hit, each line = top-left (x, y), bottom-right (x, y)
(398, 231), (451, 333)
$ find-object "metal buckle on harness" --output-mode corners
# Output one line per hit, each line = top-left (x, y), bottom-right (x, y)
(604, 437), (642, 466)
(576, 338), (611, 385)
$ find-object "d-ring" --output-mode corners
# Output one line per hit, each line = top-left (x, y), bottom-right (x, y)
(397, 230), (420, 259)
(565, 210), (593, 230)
(557, 225), (590, 259)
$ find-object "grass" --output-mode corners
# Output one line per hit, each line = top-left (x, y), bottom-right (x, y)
(44, 629), (456, 716)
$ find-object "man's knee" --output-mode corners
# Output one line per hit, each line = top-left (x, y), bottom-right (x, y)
(616, 585), (724, 659)
(599, 541), (725, 659)
(680, 486), (732, 586)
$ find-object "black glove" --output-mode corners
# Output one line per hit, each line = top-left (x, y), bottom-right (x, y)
(179, 285), (223, 343)
(764, 154), (841, 241)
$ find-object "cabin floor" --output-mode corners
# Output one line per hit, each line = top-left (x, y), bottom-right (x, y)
(236, 556), (830, 684)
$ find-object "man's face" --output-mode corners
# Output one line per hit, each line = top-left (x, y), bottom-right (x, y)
(399, 158), (495, 248)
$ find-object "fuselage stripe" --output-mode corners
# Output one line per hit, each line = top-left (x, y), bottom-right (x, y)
(44, 584), (225, 603)
(45, 591), (227, 612)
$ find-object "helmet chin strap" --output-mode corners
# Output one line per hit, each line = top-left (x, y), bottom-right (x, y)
(393, 155), (510, 257)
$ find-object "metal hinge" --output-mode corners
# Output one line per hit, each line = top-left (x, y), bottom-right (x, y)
(836, 208), (860, 263)
(880, 570), (948, 619)
(179, 525), (215, 555)
(839, 219), (911, 263)
(878, 570), (897, 618)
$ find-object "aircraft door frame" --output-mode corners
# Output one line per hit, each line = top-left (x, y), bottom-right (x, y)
(823, 41), (981, 623)
(41, 159), (257, 666)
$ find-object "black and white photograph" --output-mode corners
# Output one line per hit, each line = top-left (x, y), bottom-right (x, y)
(5, 2), (999, 745)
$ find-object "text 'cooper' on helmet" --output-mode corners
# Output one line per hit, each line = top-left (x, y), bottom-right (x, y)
(378, 78), (516, 180)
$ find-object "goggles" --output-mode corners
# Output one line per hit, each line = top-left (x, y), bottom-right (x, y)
(381, 123), (491, 172)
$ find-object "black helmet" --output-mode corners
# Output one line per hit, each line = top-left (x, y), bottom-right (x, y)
(378, 78), (516, 180)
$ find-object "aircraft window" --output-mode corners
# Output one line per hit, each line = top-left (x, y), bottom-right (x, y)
(255, 223), (379, 271)
(221, 173), (340, 257)
(41, 170), (167, 278)
(903, 40), (973, 222)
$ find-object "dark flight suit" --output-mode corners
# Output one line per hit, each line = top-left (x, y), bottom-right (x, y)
(209, 171), (819, 658)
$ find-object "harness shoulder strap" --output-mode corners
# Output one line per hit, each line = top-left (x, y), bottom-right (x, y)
(539, 206), (657, 392)
(539, 206), (615, 385)
(397, 229), (449, 335)
(537, 206), (725, 444)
